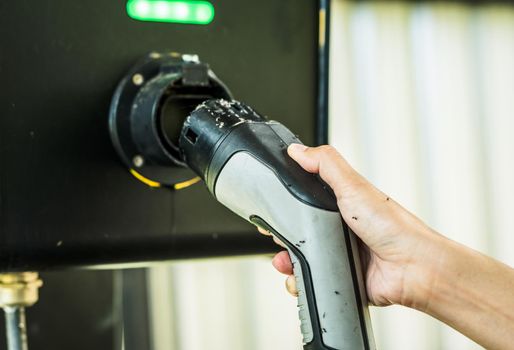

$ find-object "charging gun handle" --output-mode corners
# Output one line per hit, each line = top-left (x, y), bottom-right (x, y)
(215, 151), (375, 350)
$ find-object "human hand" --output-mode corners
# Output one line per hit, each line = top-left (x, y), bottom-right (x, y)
(260, 144), (445, 310)
(259, 144), (514, 349)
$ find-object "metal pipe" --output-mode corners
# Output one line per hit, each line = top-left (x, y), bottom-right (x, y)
(3, 306), (28, 350)
(0, 273), (42, 350)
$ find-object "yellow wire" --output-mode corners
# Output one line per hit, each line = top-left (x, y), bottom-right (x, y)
(130, 169), (161, 188)
(173, 176), (201, 190)
(130, 169), (201, 190)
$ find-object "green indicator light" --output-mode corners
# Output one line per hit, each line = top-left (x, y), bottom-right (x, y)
(127, 0), (215, 25)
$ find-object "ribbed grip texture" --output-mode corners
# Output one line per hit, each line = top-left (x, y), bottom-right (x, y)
(289, 249), (314, 343)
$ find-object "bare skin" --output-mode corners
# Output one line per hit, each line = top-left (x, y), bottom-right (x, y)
(260, 144), (514, 350)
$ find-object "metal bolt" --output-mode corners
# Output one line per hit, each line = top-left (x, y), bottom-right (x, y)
(132, 74), (144, 86)
(133, 155), (144, 168)
(182, 54), (200, 63)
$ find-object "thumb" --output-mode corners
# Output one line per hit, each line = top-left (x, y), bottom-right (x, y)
(287, 144), (364, 198)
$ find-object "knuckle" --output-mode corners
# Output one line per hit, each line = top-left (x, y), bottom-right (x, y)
(318, 144), (335, 153)
(318, 145), (339, 160)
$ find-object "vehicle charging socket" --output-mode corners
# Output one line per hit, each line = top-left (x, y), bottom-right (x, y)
(109, 52), (232, 187)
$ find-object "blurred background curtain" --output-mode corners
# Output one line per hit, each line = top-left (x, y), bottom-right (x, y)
(147, 1), (514, 349)
(329, 1), (514, 349)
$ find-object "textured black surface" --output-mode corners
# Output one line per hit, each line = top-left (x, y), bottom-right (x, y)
(180, 99), (338, 211)
(179, 99), (267, 180)
(0, 0), (319, 270)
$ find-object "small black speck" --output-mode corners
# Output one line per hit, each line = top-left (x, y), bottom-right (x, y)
(351, 216), (358, 220)
(295, 243), (301, 248)
(386, 197), (390, 201)
(322, 328), (327, 333)
(299, 240), (306, 244)
(334, 291), (340, 295)
(322, 312), (326, 319)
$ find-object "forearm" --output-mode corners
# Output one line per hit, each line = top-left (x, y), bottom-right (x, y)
(414, 234), (514, 349)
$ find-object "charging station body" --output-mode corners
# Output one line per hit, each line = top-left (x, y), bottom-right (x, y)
(0, 0), (322, 271)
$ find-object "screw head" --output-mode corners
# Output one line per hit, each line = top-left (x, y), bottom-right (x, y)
(133, 155), (144, 168)
(182, 54), (200, 63)
(132, 74), (144, 86)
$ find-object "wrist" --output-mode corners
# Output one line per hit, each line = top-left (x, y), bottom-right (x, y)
(400, 229), (451, 312)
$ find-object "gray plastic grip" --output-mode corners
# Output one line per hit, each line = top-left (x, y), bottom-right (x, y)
(214, 152), (375, 349)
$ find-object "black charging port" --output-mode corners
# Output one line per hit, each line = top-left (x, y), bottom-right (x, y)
(109, 52), (232, 186)
(158, 94), (208, 158)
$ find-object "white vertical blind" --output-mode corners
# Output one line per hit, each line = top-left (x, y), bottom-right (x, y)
(329, 1), (514, 349)
(148, 2), (514, 349)
(151, 258), (303, 350)
(475, 7), (514, 267)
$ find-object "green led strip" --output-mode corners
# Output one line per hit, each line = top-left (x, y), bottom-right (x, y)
(126, 0), (215, 25)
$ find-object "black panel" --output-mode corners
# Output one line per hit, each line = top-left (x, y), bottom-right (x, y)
(0, 0), (321, 270)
